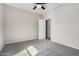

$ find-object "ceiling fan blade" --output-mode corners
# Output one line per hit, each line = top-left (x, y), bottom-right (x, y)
(41, 6), (45, 10)
(33, 6), (37, 10)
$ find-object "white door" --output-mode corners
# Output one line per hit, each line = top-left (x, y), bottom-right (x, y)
(38, 19), (46, 40)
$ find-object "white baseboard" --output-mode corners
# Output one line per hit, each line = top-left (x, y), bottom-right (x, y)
(5, 39), (37, 44)
(51, 39), (79, 50)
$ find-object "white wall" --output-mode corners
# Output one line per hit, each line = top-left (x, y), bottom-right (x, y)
(4, 5), (41, 44)
(45, 4), (79, 49)
(0, 4), (4, 51)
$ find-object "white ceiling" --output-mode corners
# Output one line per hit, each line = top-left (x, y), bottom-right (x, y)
(5, 3), (63, 15)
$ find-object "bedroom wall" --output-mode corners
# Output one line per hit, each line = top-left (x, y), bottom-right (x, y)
(4, 5), (41, 44)
(0, 4), (4, 51)
(45, 4), (79, 49)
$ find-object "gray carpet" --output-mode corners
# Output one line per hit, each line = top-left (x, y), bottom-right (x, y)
(0, 39), (79, 56)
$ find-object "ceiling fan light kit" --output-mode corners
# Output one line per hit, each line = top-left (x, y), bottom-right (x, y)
(37, 5), (41, 8)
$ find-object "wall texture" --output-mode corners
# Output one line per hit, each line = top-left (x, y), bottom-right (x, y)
(45, 4), (79, 49)
(4, 5), (41, 44)
(0, 4), (4, 51)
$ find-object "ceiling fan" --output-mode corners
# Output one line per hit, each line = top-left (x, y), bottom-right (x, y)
(33, 3), (46, 10)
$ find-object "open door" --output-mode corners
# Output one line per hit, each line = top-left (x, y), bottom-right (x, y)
(38, 19), (46, 40)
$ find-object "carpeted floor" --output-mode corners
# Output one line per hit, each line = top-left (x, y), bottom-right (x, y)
(0, 39), (79, 56)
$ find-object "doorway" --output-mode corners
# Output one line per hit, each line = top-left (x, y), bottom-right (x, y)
(46, 19), (51, 40)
